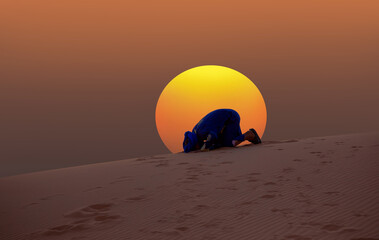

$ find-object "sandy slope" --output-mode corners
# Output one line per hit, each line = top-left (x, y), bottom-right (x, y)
(0, 132), (378, 240)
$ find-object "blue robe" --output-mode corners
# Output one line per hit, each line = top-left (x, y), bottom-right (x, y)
(192, 109), (245, 150)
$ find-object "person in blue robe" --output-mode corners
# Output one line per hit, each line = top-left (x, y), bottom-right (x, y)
(183, 109), (261, 153)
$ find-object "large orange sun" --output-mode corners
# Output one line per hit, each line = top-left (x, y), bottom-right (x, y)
(155, 65), (267, 153)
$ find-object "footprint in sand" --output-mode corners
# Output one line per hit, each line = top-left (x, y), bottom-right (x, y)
(283, 139), (298, 143)
(264, 182), (277, 186)
(351, 145), (363, 149)
(267, 190), (279, 193)
(186, 166), (202, 172)
(219, 161), (233, 165)
(193, 204), (211, 211)
(351, 145), (363, 152)
(353, 212), (369, 217)
(39, 224), (89, 236)
(227, 178), (239, 182)
(187, 175), (199, 180)
(260, 194), (276, 199)
(321, 224), (343, 232)
(175, 226), (189, 231)
(216, 186), (238, 190)
(32, 203), (120, 237)
(310, 151), (322, 155)
(200, 171), (212, 176)
(320, 161), (333, 164)
(125, 195), (147, 202)
(64, 203), (114, 218)
(177, 162), (189, 165)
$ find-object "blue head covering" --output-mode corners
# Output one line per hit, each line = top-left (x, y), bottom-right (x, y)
(183, 131), (198, 153)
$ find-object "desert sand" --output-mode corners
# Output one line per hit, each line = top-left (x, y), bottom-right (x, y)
(0, 132), (378, 240)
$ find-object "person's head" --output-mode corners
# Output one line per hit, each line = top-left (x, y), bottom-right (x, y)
(183, 131), (198, 153)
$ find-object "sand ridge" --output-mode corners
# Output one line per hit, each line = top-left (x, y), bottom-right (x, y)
(0, 132), (378, 240)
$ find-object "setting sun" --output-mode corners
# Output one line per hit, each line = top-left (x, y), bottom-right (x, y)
(155, 65), (267, 153)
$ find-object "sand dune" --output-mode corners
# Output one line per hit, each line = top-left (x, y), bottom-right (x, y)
(0, 132), (378, 240)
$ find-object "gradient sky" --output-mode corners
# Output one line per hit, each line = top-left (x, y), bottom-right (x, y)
(1, 0), (378, 177)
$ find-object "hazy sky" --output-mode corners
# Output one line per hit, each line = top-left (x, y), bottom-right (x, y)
(1, 0), (378, 177)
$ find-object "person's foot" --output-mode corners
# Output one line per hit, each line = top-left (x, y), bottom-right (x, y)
(249, 128), (261, 144)
(243, 130), (256, 142)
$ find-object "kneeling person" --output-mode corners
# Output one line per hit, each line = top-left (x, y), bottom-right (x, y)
(183, 109), (261, 153)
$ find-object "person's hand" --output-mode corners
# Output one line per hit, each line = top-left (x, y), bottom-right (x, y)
(200, 134), (214, 151)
